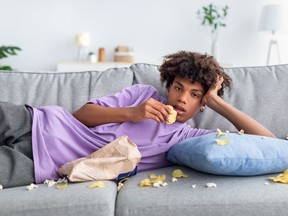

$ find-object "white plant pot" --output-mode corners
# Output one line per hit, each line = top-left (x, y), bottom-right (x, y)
(211, 40), (220, 61)
(89, 54), (97, 63)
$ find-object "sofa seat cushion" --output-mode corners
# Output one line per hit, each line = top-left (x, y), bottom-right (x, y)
(167, 133), (288, 176)
(115, 166), (288, 216)
(0, 181), (117, 216)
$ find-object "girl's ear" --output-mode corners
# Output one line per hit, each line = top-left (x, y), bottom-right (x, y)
(200, 105), (206, 112)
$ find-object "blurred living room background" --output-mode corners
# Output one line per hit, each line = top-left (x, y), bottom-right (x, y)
(1, 0), (288, 71)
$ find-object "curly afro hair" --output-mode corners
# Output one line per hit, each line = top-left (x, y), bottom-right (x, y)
(159, 51), (231, 97)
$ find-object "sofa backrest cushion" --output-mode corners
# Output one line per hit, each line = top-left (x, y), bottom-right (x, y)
(0, 68), (133, 112)
(131, 63), (167, 97)
(89, 67), (133, 101)
(1, 63), (287, 138)
(0, 71), (92, 111)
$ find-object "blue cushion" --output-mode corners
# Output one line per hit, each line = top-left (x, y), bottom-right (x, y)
(167, 132), (288, 176)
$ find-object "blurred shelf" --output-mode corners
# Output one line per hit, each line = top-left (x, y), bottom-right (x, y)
(57, 61), (133, 72)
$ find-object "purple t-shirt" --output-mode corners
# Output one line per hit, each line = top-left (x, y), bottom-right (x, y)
(30, 84), (214, 183)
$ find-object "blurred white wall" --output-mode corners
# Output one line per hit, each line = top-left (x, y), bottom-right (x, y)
(0, 0), (287, 71)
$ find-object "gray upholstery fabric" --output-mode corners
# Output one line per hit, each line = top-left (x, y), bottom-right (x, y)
(131, 63), (167, 97)
(89, 67), (134, 100)
(0, 71), (92, 112)
(1, 63), (288, 216)
(116, 166), (288, 216)
(0, 181), (117, 216)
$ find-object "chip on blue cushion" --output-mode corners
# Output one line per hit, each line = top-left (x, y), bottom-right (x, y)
(167, 133), (288, 176)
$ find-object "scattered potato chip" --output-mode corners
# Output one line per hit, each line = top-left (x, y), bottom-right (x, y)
(161, 182), (168, 187)
(139, 174), (167, 187)
(238, 129), (244, 135)
(88, 181), (105, 188)
(44, 179), (57, 187)
(56, 183), (68, 190)
(117, 178), (129, 191)
(148, 174), (158, 179)
(118, 177), (129, 184)
(153, 181), (168, 188)
(26, 183), (38, 191)
(215, 138), (229, 146)
(139, 179), (153, 187)
(171, 177), (178, 182)
(54, 178), (68, 190)
(206, 182), (217, 188)
(149, 174), (166, 183)
(153, 181), (162, 188)
(43, 178), (68, 189)
(166, 105), (177, 124)
(117, 182), (124, 191)
(269, 169), (288, 184)
(57, 178), (67, 183)
(172, 169), (188, 178)
(216, 128), (226, 137)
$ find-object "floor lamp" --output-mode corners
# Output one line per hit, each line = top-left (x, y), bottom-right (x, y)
(258, 5), (286, 65)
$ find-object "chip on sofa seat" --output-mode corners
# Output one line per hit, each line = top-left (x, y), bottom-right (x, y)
(0, 181), (117, 216)
(115, 166), (288, 216)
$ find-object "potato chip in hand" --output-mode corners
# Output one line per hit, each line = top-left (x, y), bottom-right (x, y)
(166, 105), (177, 124)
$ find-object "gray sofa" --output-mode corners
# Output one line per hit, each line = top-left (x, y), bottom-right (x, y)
(0, 63), (288, 216)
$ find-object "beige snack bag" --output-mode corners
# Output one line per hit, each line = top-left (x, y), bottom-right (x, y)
(166, 105), (177, 124)
(58, 135), (141, 182)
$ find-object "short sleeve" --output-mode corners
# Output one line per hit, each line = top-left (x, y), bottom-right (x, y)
(88, 84), (165, 108)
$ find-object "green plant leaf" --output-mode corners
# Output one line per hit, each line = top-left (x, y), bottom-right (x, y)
(0, 46), (21, 59)
(0, 45), (21, 71)
(0, 65), (12, 71)
(197, 3), (229, 34)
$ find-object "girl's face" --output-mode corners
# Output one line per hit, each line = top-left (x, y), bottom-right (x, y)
(166, 77), (205, 123)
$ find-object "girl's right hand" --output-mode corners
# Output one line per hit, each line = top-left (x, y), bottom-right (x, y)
(130, 98), (172, 123)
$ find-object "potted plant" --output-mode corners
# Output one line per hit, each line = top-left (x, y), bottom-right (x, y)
(197, 3), (228, 60)
(0, 46), (21, 71)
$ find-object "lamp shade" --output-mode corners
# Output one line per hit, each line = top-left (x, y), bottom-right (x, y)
(258, 5), (287, 32)
(75, 32), (90, 47)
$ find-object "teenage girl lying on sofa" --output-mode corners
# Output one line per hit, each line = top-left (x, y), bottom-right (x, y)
(0, 50), (274, 188)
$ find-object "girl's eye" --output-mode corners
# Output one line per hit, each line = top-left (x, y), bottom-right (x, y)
(175, 86), (181, 91)
(192, 93), (200, 98)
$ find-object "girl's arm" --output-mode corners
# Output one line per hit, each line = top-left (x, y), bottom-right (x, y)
(202, 77), (275, 138)
(72, 98), (171, 127)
